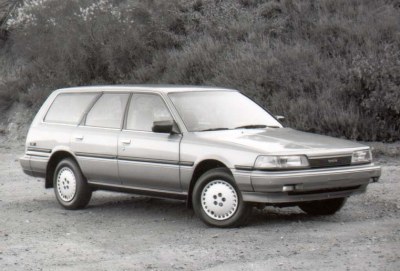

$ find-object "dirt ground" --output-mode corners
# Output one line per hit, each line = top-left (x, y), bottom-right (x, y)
(0, 146), (399, 271)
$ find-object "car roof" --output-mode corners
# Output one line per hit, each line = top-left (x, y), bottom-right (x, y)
(55, 84), (237, 94)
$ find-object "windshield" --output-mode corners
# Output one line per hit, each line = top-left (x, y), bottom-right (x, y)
(169, 91), (282, 132)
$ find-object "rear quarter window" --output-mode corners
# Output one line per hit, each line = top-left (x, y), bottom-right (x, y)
(44, 93), (97, 125)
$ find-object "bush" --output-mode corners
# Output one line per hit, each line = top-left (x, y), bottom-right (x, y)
(1, 0), (399, 141)
(4, 0), (186, 109)
(345, 49), (400, 141)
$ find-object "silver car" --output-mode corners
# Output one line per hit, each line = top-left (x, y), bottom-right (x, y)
(20, 85), (381, 227)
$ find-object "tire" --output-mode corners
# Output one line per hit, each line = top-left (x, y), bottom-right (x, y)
(298, 198), (347, 216)
(53, 158), (92, 210)
(192, 168), (252, 228)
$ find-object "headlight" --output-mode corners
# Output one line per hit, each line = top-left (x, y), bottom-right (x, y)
(351, 149), (372, 164)
(254, 155), (309, 170)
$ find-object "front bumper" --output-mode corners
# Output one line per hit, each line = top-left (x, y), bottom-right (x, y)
(236, 164), (381, 204)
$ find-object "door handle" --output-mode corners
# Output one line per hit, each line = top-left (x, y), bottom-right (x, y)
(75, 135), (84, 140)
(121, 139), (131, 145)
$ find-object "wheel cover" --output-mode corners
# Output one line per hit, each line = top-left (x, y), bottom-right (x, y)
(201, 180), (238, 220)
(56, 167), (77, 202)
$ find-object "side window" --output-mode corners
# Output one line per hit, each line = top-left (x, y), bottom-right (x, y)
(45, 93), (97, 125)
(126, 94), (173, 131)
(85, 93), (129, 129)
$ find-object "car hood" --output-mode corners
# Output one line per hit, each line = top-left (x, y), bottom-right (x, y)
(194, 128), (367, 155)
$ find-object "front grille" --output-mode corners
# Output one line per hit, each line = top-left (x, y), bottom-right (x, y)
(288, 185), (361, 195)
(308, 155), (351, 168)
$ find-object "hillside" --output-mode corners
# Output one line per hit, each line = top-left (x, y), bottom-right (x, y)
(0, 0), (399, 141)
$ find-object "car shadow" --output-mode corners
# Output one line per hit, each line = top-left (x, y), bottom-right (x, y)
(28, 192), (388, 227)
(86, 193), (196, 219)
(84, 193), (323, 226)
(249, 207), (314, 226)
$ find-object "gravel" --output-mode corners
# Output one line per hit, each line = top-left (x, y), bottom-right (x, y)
(0, 147), (399, 271)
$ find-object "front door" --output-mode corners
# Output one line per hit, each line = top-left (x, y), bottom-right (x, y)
(118, 93), (182, 192)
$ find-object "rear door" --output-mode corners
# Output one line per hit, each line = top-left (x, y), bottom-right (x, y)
(118, 93), (182, 192)
(71, 92), (130, 185)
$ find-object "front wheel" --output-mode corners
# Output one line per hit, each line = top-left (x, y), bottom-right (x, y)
(53, 158), (92, 210)
(192, 168), (252, 228)
(298, 198), (347, 215)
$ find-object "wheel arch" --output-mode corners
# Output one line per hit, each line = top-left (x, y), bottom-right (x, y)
(45, 150), (80, 189)
(187, 159), (232, 208)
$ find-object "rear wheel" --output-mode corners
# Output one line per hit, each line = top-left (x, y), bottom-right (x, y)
(53, 158), (92, 210)
(192, 168), (252, 228)
(298, 198), (347, 215)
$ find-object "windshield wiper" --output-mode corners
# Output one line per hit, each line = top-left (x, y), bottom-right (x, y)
(198, 127), (230, 132)
(234, 124), (280, 129)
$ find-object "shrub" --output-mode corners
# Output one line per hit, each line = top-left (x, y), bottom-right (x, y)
(4, 0), (186, 109)
(1, 0), (399, 141)
(345, 49), (400, 141)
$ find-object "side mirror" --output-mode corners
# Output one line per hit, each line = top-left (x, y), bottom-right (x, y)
(275, 115), (285, 122)
(152, 120), (180, 134)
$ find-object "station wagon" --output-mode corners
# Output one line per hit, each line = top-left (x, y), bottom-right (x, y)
(20, 85), (381, 227)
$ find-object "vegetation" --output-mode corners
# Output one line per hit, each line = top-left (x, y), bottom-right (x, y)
(0, 0), (399, 141)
